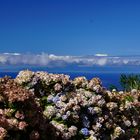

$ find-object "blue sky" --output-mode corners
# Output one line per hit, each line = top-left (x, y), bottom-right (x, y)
(0, 0), (140, 56)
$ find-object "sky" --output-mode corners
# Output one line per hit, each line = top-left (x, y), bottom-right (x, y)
(0, 0), (140, 56)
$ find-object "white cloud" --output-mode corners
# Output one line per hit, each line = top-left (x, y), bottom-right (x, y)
(0, 53), (140, 67)
(94, 54), (108, 57)
(97, 58), (107, 66)
(0, 56), (7, 64)
(3, 52), (21, 56)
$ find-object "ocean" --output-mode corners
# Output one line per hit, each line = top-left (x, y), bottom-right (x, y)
(0, 71), (123, 90)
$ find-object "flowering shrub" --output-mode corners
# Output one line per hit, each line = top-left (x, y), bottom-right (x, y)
(1, 70), (140, 139)
(0, 76), (56, 140)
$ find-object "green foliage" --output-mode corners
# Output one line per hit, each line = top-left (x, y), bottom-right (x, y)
(124, 95), (134, 102)
(120, 74), (140, 91)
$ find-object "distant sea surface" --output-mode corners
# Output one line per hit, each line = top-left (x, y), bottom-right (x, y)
(0, 71), (123, 90)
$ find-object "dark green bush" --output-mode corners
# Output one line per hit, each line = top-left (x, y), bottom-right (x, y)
(120, 74), (140, 91)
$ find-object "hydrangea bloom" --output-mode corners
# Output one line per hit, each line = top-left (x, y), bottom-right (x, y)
(52, 96), (60, 103)
(80, 128), (90, 136)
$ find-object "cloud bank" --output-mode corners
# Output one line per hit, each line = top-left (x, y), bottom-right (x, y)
(0, 53), (140, 67)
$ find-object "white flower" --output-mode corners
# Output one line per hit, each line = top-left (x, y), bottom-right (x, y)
(106, 102), (118, 111)
(60, 95), (67, 102)
(112, 89), (117, 92)
(15, 70), (34, 84)
(73, 77), (88, 88)
(56, 123), (67, 132)
(93, 85), (101, 93)
(62, 132), (72, 140)
(93, 107), (102, 115)
(132, 120), (138, 126)
(113, 126), (125, 138)
(124, 101), (132, 110)
(56, 113), (61, 118)
(43, 106), (56, 119)
(88, 135), (97, 140)
(97, 98), (106, 107)
(119, 91), (124, 94)
(68, 126), (77, 136)
(124, 120), (131, 127)
(55, 101), (66, 109)
(47, 95), (54, 102)
(66, 111), (71, 116)
(84, 91), (92, 98)
(131, 89), (137, 94)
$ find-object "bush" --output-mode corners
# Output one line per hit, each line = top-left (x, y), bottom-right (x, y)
(1, 70), (140, 140)
(0, 76), (56, 140)
(120, 74), (140, 91)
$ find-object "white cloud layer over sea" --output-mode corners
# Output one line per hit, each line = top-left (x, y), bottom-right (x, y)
(0, 53), (140, 67)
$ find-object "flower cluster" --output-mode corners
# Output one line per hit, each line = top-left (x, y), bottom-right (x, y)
(2, 70), (140, 140)
(0, 76), (56, 139)
(15, 70), (72, 96)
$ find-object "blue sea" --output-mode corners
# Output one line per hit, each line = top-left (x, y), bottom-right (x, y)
(0, 71), (123, 90)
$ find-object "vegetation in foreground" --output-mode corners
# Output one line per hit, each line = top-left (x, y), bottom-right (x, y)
(0, 70), (140, 140)
(120, 74), (140, 91)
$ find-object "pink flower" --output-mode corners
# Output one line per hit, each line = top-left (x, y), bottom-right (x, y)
(0, 127), (7, 139)
(18, 121), (28, 130)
